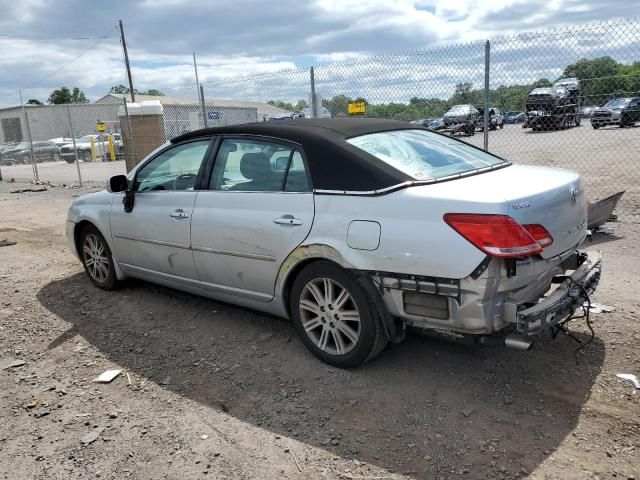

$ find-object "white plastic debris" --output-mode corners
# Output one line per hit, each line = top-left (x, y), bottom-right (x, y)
(81, 427), (105, 445)
(2, 359), (26, 370)
(92, 369), (122, 383)
(616, 373), (640, 393)
(585, 302), (616, 314)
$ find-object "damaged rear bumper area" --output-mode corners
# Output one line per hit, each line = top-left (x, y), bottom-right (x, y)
(507, 250), (602, 335)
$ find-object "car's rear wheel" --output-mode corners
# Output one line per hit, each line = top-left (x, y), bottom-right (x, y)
(80, 225), (119, 290)
(290, 262), (387, 368)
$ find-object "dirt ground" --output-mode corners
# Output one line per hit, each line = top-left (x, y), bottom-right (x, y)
(0, 181), (639, 480)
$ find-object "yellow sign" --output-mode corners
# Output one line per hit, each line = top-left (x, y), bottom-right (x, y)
(97, 122), (105, 133)
(348, 101), (366, 114)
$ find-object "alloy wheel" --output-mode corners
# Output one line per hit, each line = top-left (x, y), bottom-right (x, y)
(298, 277), (361, 356)
(82, 233), (110, 283)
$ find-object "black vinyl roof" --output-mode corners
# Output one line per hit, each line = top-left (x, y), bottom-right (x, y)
(171, 118), (423, 191)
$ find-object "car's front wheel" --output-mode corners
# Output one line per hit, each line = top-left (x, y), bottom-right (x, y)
(80, 225), (119, 290)
(290, 262), (387, 368)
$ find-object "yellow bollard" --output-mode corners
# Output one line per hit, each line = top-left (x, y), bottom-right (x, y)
(107, 135), (116, 162)
(89, 136), (97, 162)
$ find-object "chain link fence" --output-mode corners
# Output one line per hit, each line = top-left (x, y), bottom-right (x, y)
(1, 18), (639, 221)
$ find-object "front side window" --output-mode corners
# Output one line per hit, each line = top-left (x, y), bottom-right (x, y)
(133, 140), (210, 192)
(210, 138), (310, 192)
(347, 129), (506, 181)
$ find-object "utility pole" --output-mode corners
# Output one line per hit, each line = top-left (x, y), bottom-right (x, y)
(193, 52), (203, 113)
(193, 53), (201, 88)
(119, 19), (135, 102)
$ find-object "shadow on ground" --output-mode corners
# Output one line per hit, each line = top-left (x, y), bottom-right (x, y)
(39, 273), (605, 478)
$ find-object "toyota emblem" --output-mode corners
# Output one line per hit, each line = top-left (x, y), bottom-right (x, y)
(570, 187), (578, 205)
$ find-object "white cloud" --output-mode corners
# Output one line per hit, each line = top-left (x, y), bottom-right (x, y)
(0, 0), (638, 108)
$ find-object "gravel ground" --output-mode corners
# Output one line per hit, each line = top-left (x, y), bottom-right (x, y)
(0, 181), (639, 480)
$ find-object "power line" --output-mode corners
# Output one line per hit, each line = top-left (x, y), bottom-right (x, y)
(19, 26), (119, 92)
(0, 33), (117, 40)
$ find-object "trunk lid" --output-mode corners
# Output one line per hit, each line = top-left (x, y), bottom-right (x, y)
(413, 165), (587, 259)
(505, 168), (586, 258)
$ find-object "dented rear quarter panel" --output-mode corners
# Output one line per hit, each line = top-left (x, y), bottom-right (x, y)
(301, 186), (504, 279)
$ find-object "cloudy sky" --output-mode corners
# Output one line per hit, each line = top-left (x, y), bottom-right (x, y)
(0, 0), (638, 106)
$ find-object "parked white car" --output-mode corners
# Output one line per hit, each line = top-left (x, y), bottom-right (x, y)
(66, 119), (601, 367)
(60, 134), (123, 163)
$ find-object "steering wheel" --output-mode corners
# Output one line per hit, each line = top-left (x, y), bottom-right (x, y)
(172, 173), (197, 191)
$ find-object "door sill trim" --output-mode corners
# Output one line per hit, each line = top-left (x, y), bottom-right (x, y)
(191, 245), (276, 262)
(119, 262), (274, 302)
(114, 233), (189, 250)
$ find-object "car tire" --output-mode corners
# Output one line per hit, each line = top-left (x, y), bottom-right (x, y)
(499, 122), (504, 129)
(51, 152), (61, 162)
(592, 124), (599, 129)
(290, 261), (388, 368)
(79, 225), (120, 290)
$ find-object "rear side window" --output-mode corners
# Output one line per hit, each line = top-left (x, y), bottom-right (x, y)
(210, 138), (311, 192)
(284, 151), (311, 192)
(347, 129), (505, 181)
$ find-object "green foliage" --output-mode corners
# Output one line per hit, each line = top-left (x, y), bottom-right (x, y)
(562, 56), (640, 105)
(26, 99), (43, 105)
(109, 85), (165, 96)
(110, 84), (129, 94)
(267, 99), (308, 112)
(144, 89), (165, 96)
(47, 87), (87, 104)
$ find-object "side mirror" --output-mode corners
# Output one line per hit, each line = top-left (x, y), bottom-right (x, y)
(106, 174), (128, 193)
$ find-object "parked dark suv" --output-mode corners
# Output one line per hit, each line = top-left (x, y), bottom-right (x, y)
(591, 97), (640, 129)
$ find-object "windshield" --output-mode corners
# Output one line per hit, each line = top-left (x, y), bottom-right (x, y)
(347, 129), (506, 181)
(77, 135), (94, 142)
(604, 98), (631, 108)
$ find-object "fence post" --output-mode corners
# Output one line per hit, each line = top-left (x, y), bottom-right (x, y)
(483, 40), (490, 152)
(200, 84), (208, 128)
(310, 67), (317, 118)
(122, 96), (137, 172)
(22, 106), (39, 182)
(66, 105), (83, 187)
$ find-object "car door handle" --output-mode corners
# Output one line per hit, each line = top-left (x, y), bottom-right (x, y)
(273, 215), (303, 226)
(170, 209), (190, 219)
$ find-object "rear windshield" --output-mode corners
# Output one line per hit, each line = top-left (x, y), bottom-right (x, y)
(347, 129), (506, 181)
(604, 98), (631, 108)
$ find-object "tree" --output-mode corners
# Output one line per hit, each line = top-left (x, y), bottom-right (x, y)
(109, 85), (164, 96)
(26, 99), (43, 105)
(144, 89), (164, 96)
(47, 87), (87, 104)
(563, 56), (632, 105)
(110, 84), (131, 94)
(322, 95), (351, 117)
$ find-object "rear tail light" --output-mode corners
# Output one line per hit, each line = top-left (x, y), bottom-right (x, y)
(523, 224), (554, 249)
(443, 213), (543, 258)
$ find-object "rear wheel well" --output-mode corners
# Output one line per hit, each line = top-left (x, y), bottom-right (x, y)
(282, 257), (343, 318)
